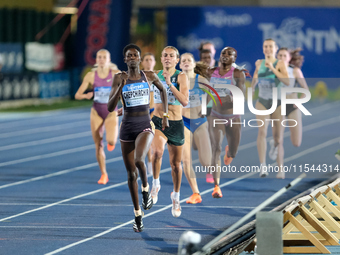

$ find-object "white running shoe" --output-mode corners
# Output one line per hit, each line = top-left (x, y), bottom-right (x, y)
(171, 192), (182, 217)
(259, 164), (269, 178)
(147, 162), (153, 176)
(268, 139), (278, 161)
(151, 185), (161, 204)
(276, 171), (285, 179)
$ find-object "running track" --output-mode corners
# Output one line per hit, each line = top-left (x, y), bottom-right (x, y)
(0, 100), (339, 255)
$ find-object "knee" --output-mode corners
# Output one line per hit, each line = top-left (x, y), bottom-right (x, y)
(170, 161), (181, 172)
(134, 158), (145, 170)
(292, 140), (301, 147)
(153, 149), (164, 161)
(127, 170), (138, 183)
(258, 129), (267, 139)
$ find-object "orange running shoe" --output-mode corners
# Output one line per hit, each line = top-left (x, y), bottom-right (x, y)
(224, 145), (233, 165)
(107, 144), (115, 151)
(212, 185), (223, 198)
(186, 193), (202, 204)
(206, 173), (214, 183)
(98, 174), (109, 184)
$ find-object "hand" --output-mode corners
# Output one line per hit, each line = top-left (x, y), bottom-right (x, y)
(162, 116), (169, 130)
(84, 92), (93, 99)
(162, 71), (171, 85)
(264, 59), (274, 70)
(120, 71), (128, 86)
(117, 107), (123, 116)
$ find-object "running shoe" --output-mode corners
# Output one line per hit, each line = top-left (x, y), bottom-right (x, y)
(151, 185), (161, 204)
(259, 164), (268, 178)
(268, 139), (278, 161)
(133, 215), (144, 232)
(335, 150), (340, 161)
(107, 144), (115, 152)
(223, 145), (233, 165)
(171, 192), (182, 217)
(206, 173), (214, 183)
(276, 171), (285, 179)
(186, 193), (202, 204)
(212, 185), (223, 198)
(142, 188), (153, 210)
(98, 174), (109, 184)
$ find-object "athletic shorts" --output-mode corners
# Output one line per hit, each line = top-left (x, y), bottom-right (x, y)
(120, 115), (154, 142)
(258, 97), (281, 110)
(152, 116), (185, 146)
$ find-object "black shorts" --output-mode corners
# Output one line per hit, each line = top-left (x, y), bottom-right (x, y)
(120, 115), (154, 142)
(258, 97), (281, 110)
(152, 116), (185, 146)
(286, 104), (297, 116)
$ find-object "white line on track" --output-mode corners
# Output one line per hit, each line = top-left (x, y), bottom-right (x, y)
(0, 131), (91, 151)
(0, 120), (89, 138)
(0, 114), (338, 189)
(44, 137), (339, 254)
(0, 145), (95, 168)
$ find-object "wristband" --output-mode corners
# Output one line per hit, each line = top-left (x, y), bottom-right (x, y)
(163, 113), (169, 118)
(167, 83), (173, 88)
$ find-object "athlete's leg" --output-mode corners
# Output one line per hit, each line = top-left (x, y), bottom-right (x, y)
(288, 109), (302, 147)
(121, 141), (139, 210)
(194, 122), (212, 167)
(271, 106), (285, 168)
(151, 130), (167, 179)
(255, 101), (270, 166)
(135, 131), (154, 210)
(225, 117), (242, 160)
(135, 132), (154, 188)
(90, 108), (108, 183)
(183, 126), (200, 194)
(210, 116), (225, 186)
(150, 130), (167, 203)
(104, 111), (119, 151)
(168, 144), (184, 192)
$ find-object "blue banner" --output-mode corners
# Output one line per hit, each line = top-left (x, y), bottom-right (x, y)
(168, 7), (340, 79)
(74, 0), (132, 70)
(38, 71), (70, 99)
(0, 43), (24, 73)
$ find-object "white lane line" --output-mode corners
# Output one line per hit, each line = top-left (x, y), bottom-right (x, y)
(0, 112), (89, 130)
(0, 156), (122, 190)
(44, 173), (254, 255)
(44, 137), (338, 254)
(0, 114), (337, 188)
(238, 115), (340, 150)
(0, 120), (89, 138)
(0, 131), (91, 151)
(0, 167), (172, 223)
(0, 203), (264, 209)
(0, 145), (95, 167)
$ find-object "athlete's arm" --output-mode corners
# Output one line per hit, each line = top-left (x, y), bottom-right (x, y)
(75, 72), (94, 100)
(251, 59), (261, 92)
(146, 71), (169, 129)
(107, 72), (125, 112)
(293, 67), (309, 100)
(234, 69), (246, 96)
(167, 72), (189, 106)
(272, 59), (289, 85)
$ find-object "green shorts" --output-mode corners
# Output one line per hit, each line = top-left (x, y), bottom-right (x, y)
(258, 97), (281, 110)
(152, 116), (185, 146)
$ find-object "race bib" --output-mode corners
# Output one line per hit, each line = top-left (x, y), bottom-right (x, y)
(122, 82), (149, 107)
(210, 77), (232, 97)
(94, 87), (111, 104)
(184, 89), (201, 108)
(154, 81), (177, 104)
